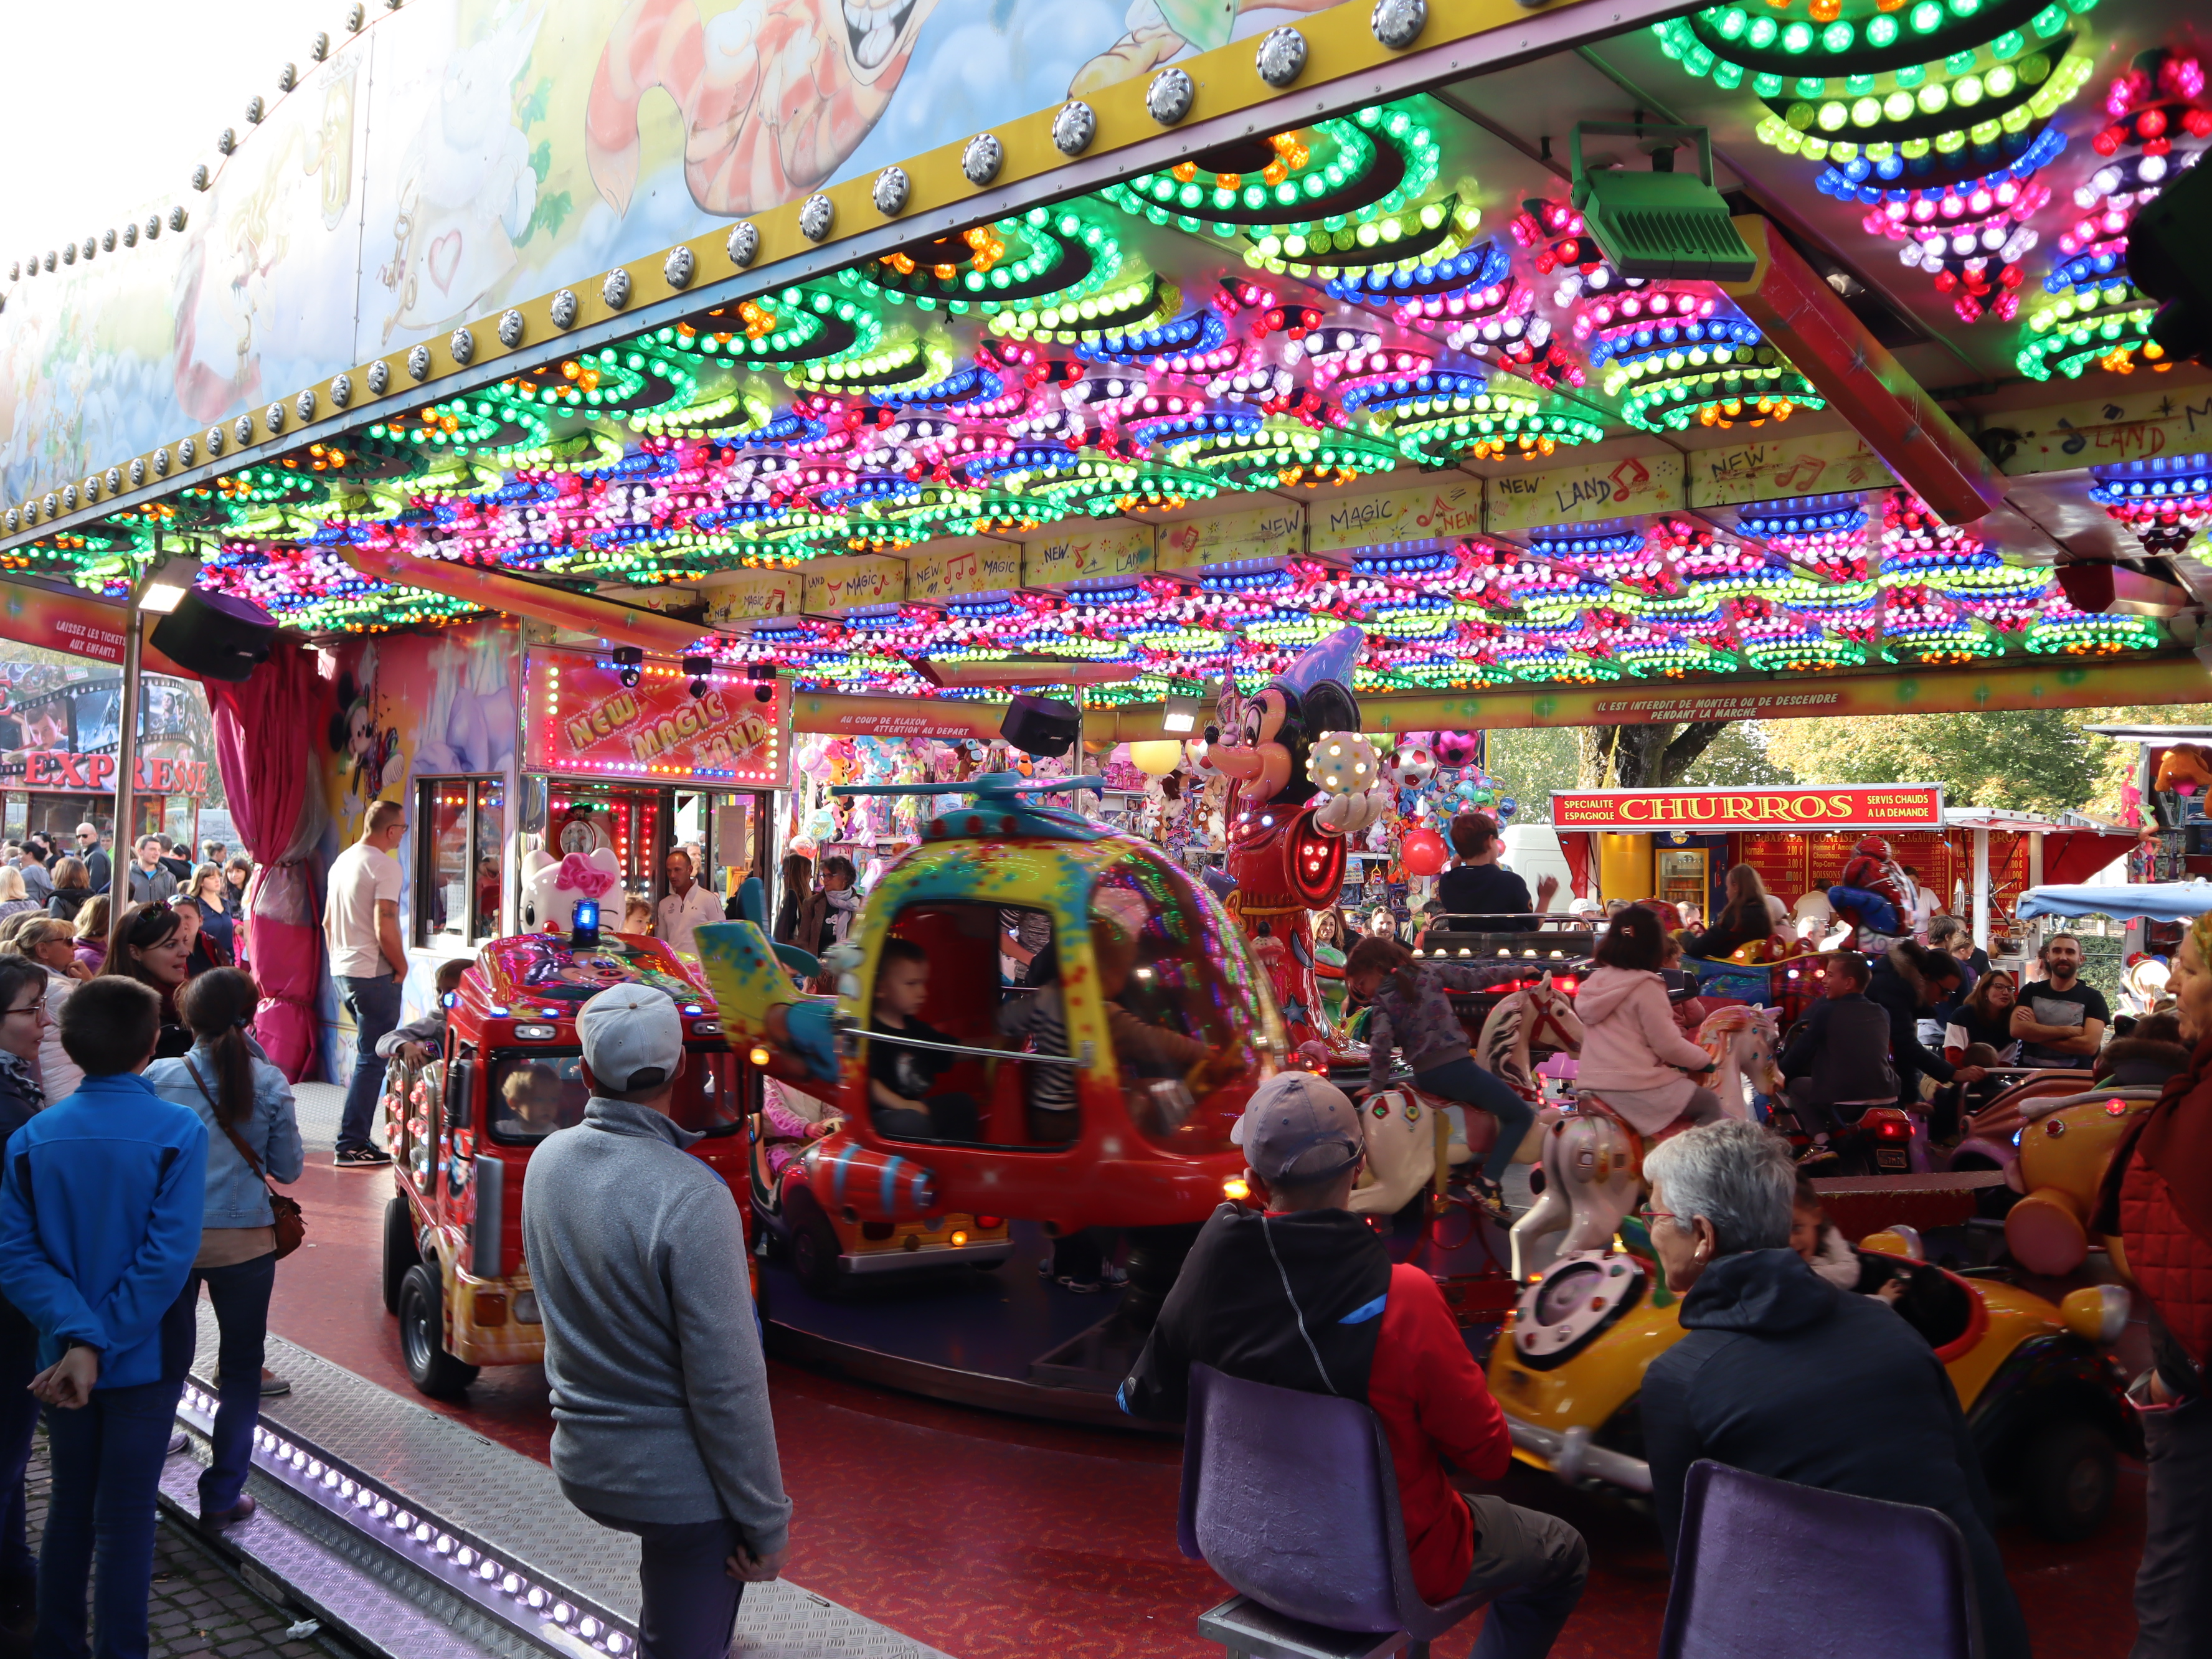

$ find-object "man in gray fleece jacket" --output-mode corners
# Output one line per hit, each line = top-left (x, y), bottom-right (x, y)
(521, 983), (791, 1659)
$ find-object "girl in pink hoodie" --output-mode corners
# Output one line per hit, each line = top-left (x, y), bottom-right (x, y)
(1576, 908), (1726, 1136)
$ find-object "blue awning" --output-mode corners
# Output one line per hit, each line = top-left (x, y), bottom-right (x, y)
(2017, 882), (2212, 922)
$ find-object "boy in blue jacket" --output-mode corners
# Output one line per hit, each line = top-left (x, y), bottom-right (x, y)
(0, 975), (205, 1659)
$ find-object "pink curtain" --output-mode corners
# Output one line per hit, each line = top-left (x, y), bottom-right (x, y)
(207, 640), (330, 1081)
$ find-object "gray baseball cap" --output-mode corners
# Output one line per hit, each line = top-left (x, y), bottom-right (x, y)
(576, 983), (684, 1094)
(1233, 1071), (1364, 1185)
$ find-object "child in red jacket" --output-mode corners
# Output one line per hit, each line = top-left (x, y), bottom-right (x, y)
(1122, 1074), (1587, 1655)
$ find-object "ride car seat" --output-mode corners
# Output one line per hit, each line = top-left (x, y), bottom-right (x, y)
(1659, 1460), (1978, 1659)
(1179, 1363), (1486, 1657)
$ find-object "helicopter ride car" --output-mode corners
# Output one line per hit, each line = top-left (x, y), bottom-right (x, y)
(380, 856), (750, 1398)
(694, 771), (1290, 1330)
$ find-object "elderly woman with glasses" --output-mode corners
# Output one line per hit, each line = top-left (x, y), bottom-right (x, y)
(1636, 1120), (2030, 1659)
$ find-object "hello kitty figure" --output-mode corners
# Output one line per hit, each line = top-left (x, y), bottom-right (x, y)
(521, 847), (623, 932)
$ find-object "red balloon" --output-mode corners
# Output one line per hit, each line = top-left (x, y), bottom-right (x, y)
(1402, 828), (1448, 876)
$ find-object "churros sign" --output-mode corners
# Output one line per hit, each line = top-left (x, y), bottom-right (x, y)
(1551, 785), (1945, 830)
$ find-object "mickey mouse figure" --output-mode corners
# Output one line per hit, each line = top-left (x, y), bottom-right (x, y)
(1206, 626), (1388, 1045)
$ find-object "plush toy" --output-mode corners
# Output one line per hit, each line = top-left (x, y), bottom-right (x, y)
(1208, 626), (1382, 1045)
(2155, 742), (2212, 795)
(519, 847), (623, 932)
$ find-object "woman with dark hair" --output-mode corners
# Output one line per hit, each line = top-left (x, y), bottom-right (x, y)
(143, 969), (301, 1529)
(770, 852), (812, 942)
(1341, 935), (1530, 1221)
(187, 863), (236, 966)
(44, 856), (92, 924)
(222, 855), (253, 921)
(1577, 907), (1727, 1136)
(1685, 864), (1783, 961)
(100, 902), (196, 1058)
(1434, 813), (1558, 931)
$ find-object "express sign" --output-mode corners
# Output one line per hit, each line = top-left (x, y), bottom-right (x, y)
(15, 752), (210, 796)
(1551, 785), (1945, 830)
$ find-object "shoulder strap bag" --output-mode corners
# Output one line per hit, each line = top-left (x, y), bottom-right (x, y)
(186, 1058), (306, 1259)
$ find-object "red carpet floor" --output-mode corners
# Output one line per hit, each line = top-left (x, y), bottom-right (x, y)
(272, 1160), (2147, 1658)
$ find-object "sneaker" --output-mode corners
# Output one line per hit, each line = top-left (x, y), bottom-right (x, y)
(1056, 1275), (1106, 1294)
(1100, 1262), (1130, 1290)
(333, 1146), (390, 1168)
(1795, 1145), (1840, 1168)
(200, 1494), (256, 1531)
(1037, 1256), (1056, 1280)
(167, 1430), (190, 1457)
(259, 1368), (291, 1397)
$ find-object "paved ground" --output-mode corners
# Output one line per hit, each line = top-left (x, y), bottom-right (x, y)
(17, 1437), (353, 1659)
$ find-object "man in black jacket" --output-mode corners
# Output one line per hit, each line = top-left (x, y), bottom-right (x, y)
(1638, 1120), (2030, 1659)
(1867, 942), (1982, 1109)
(1776, 952), (1899, 1140)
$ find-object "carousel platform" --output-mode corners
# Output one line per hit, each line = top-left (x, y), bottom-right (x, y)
(166, 1303), (950, 1659)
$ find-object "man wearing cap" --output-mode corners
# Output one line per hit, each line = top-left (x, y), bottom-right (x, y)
(521, 985), (791, 1659)
(1121, 1073), (1587, 1658)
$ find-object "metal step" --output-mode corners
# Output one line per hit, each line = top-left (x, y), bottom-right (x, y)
(170, 1314), (952, 1659)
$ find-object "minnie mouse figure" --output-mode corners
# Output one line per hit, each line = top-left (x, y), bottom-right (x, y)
(1206, 626), (1386, 1044)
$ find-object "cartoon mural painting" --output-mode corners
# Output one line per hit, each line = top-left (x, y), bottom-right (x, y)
(585, 0), (940, 217)
(0, 0), (1210, 504)
(328, 646), (406, 809)
(377, 6), (546, 338)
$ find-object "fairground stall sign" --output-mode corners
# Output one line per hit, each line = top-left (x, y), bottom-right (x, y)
(526, 648), (791, 790)
(1553, 786), (1946, 831)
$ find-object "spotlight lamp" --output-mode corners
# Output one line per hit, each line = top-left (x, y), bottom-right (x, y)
(612, 645), (644, 688)
(682, 654), (714, 697)
(139, 555), (204, 615)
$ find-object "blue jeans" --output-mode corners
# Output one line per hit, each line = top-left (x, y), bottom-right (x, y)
(580, 1510), (746, 1659)
(1414, 1057), (1536, 1186)
(338, 972), (403, 1153)
(36, 1376), (186, 1659)
(0, 1298), (39, 1587)
(180, 1254), (275, 1515)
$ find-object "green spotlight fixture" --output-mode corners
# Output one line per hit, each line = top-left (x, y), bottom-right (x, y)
(1569, 123), (1757, 281)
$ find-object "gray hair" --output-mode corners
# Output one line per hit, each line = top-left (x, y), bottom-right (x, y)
(1642, 1118), (1797, 1255)
(1927, 915), (1967, 946)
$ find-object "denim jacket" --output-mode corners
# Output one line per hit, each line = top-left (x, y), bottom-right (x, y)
(144, 1045), (305, 1229)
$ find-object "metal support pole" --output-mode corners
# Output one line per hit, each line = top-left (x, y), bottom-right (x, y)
(109, 600), (143, 955)
(1971, 828), (1991, 953)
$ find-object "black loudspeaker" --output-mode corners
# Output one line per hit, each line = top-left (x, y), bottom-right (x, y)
(1000, 692), (1081, 759)
(149, 588), (277, 682)
(2133, 157), (2212, 366)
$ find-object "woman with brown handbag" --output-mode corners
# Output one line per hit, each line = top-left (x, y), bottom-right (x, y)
(143, 968), (303, 1529)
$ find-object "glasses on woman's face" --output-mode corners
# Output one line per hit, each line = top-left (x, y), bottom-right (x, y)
(3, 997), (46, 1022)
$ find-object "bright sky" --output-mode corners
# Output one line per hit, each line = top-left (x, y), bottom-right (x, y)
(1, 0), (312, 257)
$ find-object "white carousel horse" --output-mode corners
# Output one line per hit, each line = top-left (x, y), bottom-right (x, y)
(1349, 976), (1582, 1216)
(1694, 1004), (1782, 1121)
(1506, 1003), (1780, 1279)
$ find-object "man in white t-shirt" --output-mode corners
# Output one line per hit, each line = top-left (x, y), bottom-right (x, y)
(323, 800), (408, 1168)
(656, 848), (723, 960)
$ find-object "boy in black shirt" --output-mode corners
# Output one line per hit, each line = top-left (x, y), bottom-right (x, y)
(868, 939), (980, 1141)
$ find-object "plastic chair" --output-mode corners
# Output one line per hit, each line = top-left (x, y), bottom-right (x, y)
(1178, 1363), (1485, 1658)
(1658, 1460), (1978, 1659)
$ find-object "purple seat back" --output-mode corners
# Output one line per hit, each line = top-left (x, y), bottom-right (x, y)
(1660, 1460), (1978, 1659)
(1176, 1363), (1478, 1640)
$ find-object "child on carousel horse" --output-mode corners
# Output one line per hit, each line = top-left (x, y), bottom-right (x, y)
(1576, 908), (1727, 1138)
(1343, 936), (1529, 1222)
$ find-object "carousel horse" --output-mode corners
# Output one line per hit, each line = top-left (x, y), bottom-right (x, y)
(1349, 976), (1581, 1217)
(1694, 1004), (1782, 1121)
(1506, 1004), (1777, 1279)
